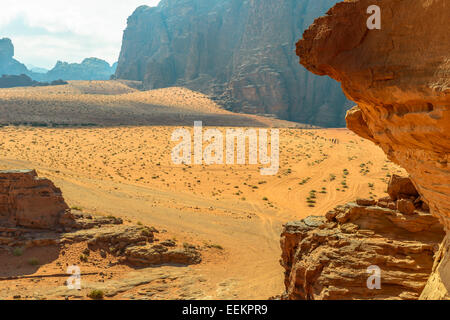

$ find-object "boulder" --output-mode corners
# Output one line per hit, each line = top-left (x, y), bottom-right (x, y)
(125, 245), (201, 266)
(397, 199), (416, 216)
(115, 0), (350, 127)
(0, 170), (70, 229)
(387, 175), (419, 201)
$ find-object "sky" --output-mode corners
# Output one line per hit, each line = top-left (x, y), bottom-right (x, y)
(0, 0), (160, 69)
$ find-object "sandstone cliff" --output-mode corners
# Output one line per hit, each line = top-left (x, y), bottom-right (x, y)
(115, 0), (351, 127)
(295, 0), (449, 299)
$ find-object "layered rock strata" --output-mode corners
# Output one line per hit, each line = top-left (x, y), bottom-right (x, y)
(295, 0), (450, 299)
(296, 0), (450, 230)
(0, 170), (69, 229)
(281, 176), (445, 300)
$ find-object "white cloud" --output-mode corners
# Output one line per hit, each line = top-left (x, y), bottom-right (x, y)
(0, 0), (160, 69)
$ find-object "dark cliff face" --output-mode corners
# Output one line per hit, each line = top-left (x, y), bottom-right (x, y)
(115, 0), (351, 127)
(0, 38), (29, 76)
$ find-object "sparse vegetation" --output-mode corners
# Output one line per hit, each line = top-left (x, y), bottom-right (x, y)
(12, 247), (23, 257)
(28, 258), (39, 266)
(88, 289), (104, 300)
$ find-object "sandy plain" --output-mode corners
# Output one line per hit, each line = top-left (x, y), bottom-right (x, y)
(0, 81), (405, 299)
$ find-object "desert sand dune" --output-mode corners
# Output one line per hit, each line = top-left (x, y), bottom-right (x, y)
(0, 81), (305, 128)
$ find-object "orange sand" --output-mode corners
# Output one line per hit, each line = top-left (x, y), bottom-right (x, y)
(0, 125), (405, 299)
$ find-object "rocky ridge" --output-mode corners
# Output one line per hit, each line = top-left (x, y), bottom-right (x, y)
(0, 74), (68, 89)
(39, 58), (117, 82)
(295, 0), (449, 299)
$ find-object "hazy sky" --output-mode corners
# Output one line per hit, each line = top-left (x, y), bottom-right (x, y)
(0, 0), (160, 69)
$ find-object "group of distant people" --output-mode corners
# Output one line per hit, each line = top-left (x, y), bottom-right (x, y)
(331, 138), (340, 144)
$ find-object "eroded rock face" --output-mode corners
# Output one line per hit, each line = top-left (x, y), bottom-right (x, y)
(281, 194), (445, 300)
(297, 0), (450, 229)
(296, 0), (449, 299)
(115, 0), (351, 127)
(0, 170), (70, 229)
(0, 38), (29, 76)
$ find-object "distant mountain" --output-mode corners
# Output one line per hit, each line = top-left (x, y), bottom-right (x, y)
(42, 58), (116, 81)
(27, 65), (49, 74)
(115, 0), (352, 127)
(0, 38), (117, 82)
(0, 38), (29, 76)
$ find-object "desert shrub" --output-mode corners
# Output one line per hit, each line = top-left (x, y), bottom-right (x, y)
(88, 289), (104, 300)
(12, 247), (23, 257)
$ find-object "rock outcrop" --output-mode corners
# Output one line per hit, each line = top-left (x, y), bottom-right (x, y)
(0, 38), (28, 76)
(281, 176), (445, 300)
(115, 0), (351, 127)
(0, 170), (201, 267)
(295, 0), (449, 299)
(0, 170), (70, 229)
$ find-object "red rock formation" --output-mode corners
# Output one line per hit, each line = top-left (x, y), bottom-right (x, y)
(295, 0), (449, 299)
(0, 170), (69, 229)
(281, 177), (445, 300)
